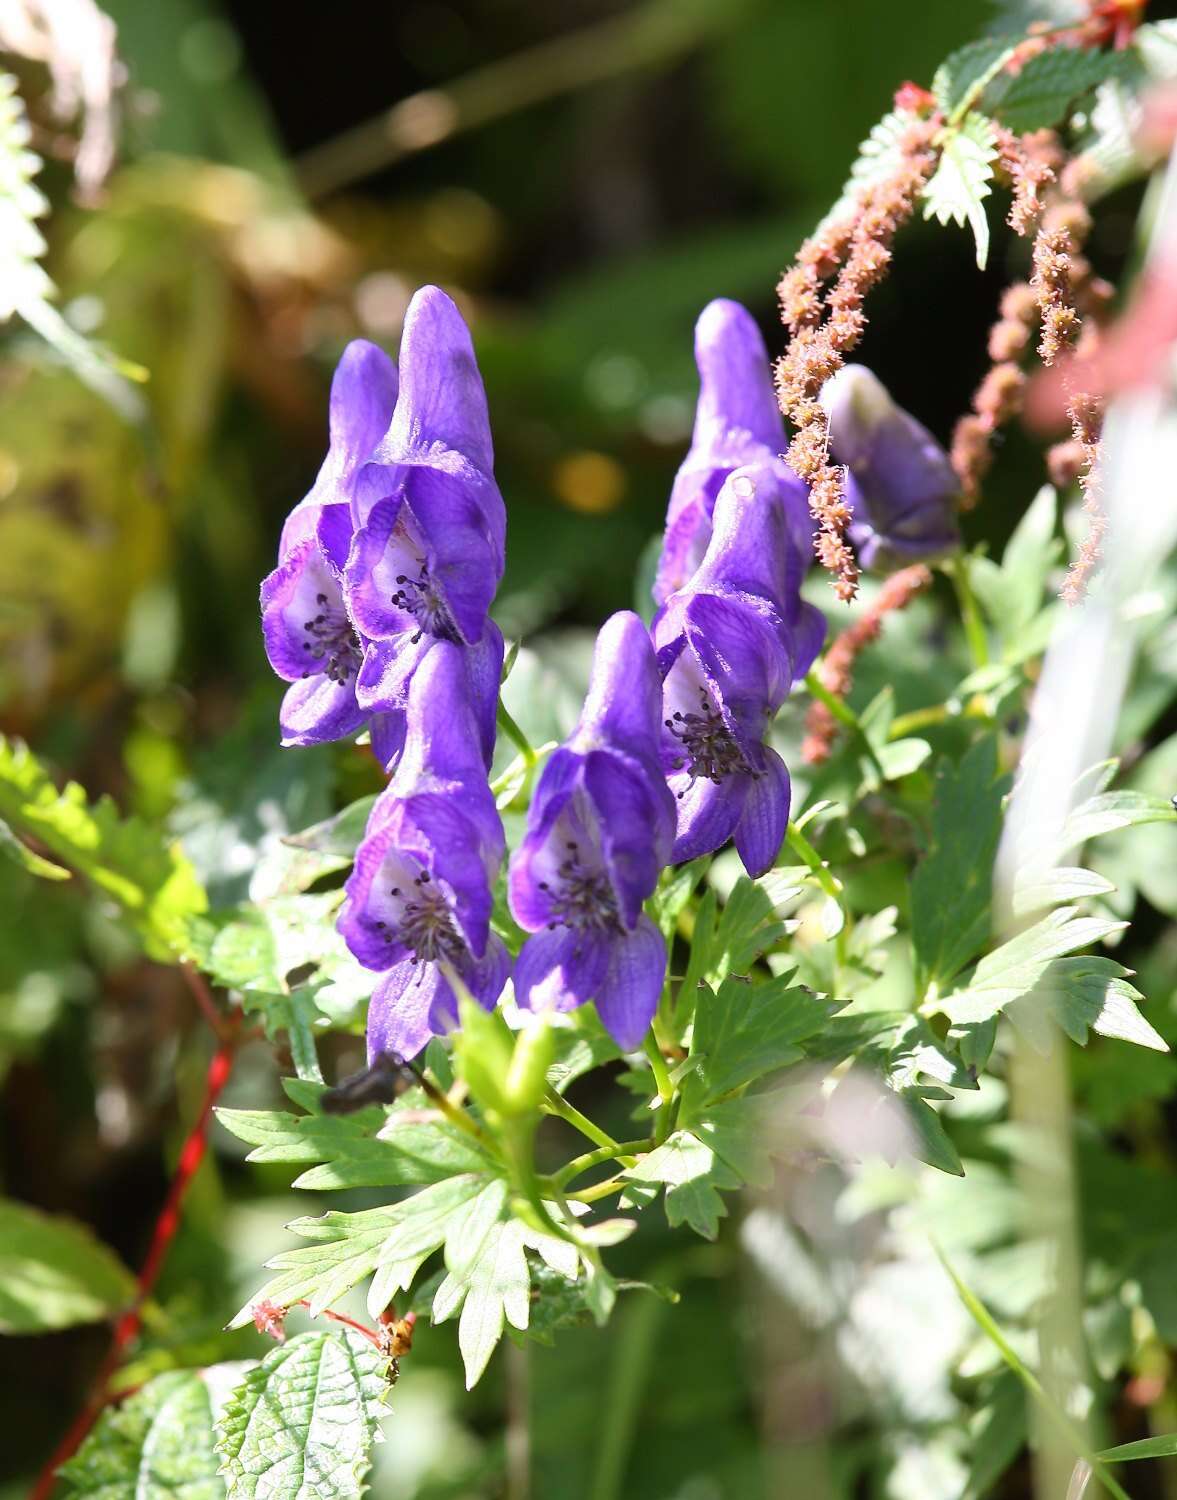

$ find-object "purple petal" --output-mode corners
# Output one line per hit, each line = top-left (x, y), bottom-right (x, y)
(786, 600), (827, 684)
(584, 749), (674, 928)
(400, 465), (504, 642)
(691, 299), (784, 456)
(387, 286), (495, 476)
(278, 674), (366, 747)
(261, 540), (354, 682)
(689, 465), (795, 610)
(369, 710), (407, 774)
(733, 746), (791, 877)
(367, 960), (442, 1064)
(395, 636), (505, 790)
(681, 592), (791, 738)
(355, 631), (433, 716)
(593, 916), (666, 1051)
(576, 611), (665, 772)
(343, 497), (419, 641)
(507, 750), (588, 931)
(513, 926), (610, 1016)
(667, 768), (748, 865)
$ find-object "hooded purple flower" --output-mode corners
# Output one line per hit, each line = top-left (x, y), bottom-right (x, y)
(338, 642), (510, 1062)
(655, 298), (812, 605)
(344, 286), (506, 657)
(509, 612), (675, 1051)
(821, 364), (960, 571)
(653, 466), (814, 878)
(260, 341), (398, 748)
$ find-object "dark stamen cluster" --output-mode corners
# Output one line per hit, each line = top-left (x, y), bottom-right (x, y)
(539, 840), (620, 934)
(301, 592), (362, 684)
(665, 689), (745, 793)
(377, 870), (466, 965)
(391, 565), (461, 645)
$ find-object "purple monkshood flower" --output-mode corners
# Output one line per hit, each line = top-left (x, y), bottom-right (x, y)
(654, 298), (813, 606)
(821, 364), (961, 571)
(344, 286), (506, 664)
(653, 465), (818, 879)
(338, 642), (510, 1063)
(261, 340), (398, 749)
(509, 611), (676, 1051)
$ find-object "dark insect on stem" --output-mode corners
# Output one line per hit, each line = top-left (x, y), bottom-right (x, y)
(320, 1052), (418, 1113)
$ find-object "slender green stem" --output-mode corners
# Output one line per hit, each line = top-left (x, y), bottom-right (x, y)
(542, 1087), (637, 1167)
(949, 555), (990, 671)
(567, 1173), (629, 1204)
(804, 669), (887, 780)
(936, 1244), (1133, 1500)
(785, 821), (843, 904)
(497, 699), (538, 766)
(553, 1140), (652, 1188)
(643, 1033), (676, 1145)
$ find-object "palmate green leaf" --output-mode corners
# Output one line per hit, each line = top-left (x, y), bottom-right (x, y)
(679, 873), (795, 1004)
(933, 36), (1021, 120)
(1059, 789), (1177, 852)
(215, 1331), (387, 1500)
(216, 1086), (492, 1191)
(1015, 957), (1167, 1052)
(624, 1130), (740, 1240)
(1011, 865), (1116, 917)
(61, 1366), (244, 1499)
(0, 736), (207, 961)
(0, 1198), (135, 1334)
(228, 1174), (487, 1328)
(984, 43), (1133, 133)
(685, 974), (836, 1108)
(922, 111), (999, 269)
(912, 737), (1009, 992)
(430, 1178), (581, 1387)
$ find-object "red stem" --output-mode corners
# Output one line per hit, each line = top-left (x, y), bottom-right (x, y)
(29, 1030), (239, 1500)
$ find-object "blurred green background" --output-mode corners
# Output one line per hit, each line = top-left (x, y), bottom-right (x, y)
(5, 2), (1177, 1497)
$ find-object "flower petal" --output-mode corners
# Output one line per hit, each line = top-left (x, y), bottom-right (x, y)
(513, 926), (610, 1015)
(667, 767), (748, 865)
(278, 674), (365, 748)
(576, 610), (665, 773)
(733, 746), (791, 877)
(366, 960), (445, 1064)
(584, 748), (673, 928)
(593, 916), (666, 1051)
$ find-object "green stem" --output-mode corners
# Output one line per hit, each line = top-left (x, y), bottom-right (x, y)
(804, 669), (887, 780)
(542, 1087), (637, 1166)
(567, 1173), (629, 1204)
(785, 820), (843, 904)
(553, 1140), (652, 1188)
(949, 555), (990, 671)
(643, 1033), (676, 1145)
(496, 699), (538, 767)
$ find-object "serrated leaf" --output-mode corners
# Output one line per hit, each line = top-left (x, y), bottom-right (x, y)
(939, 907), (1128, 1025)
(0, 1198), (135, 1334)
(1059, 789), (1177, 852)
(820, 110), (912, 231)
(899, 1088), (965, 1175)
(215, 1331), (387, 1500)
(61, 1367), (233, 1499)
(0, 816), (69, 879)
(679, 874), (792, 1008)
(985, 44), (1133, 133)
(686, 974), (835, 1107)
(922, 112), (998, 269)
(0, 735), (206, 960)
(934, 37), (1021, 119)
(230, 1175), (487, 1328)
(432, 1180), (534, 1387)
(282, 796), (377, 860)
(912, 737), (1010, 991)
(624, 1130), (740, 1240)
(216, 1088), (490, 1191)
(1014, 957), (1166, 1052)
(1012, 865), (1115, 916)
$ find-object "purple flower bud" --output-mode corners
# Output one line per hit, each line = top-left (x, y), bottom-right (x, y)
(821, 364), (961, 571)
(655, 299), (812, 604)
(338, 641), (509, 1062)
(260, 342), (398, 748)
(654, 467), (818, 877)
(344, 287), (506, 652)
(509, 612), (675, 1050)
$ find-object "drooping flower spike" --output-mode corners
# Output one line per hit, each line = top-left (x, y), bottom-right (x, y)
(260, 340), (398, 748)
(654, 465), (814, 878)
(344, 286), (506, 654)
(820, 364), (961, 571)
(509, 611), (676, 1051)
(654, 298), (813, 605)
(338, 641), (510, 1063)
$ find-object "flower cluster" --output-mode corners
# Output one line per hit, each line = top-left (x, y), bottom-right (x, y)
(260, 287), (959, 1058)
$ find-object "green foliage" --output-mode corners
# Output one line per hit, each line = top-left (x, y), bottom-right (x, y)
(933, 37), (1021, 120)
(984, 43), (1132, 133)
(61, 1367), (235, 1499)
(215, 1331), (388, 1500)
(912, 737), (1009, 994)
(0, 736), (207, 961)
(683, 974), (835, 1108)
(0, 1197), (135, 1333)
(921, 111), (999, 269)
(821, 110), (914, 231)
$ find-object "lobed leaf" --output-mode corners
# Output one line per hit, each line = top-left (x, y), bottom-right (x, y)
(685, 974), (836, 1108)
(985, 43), (1134, 133)
(921, 111), (999, 269)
